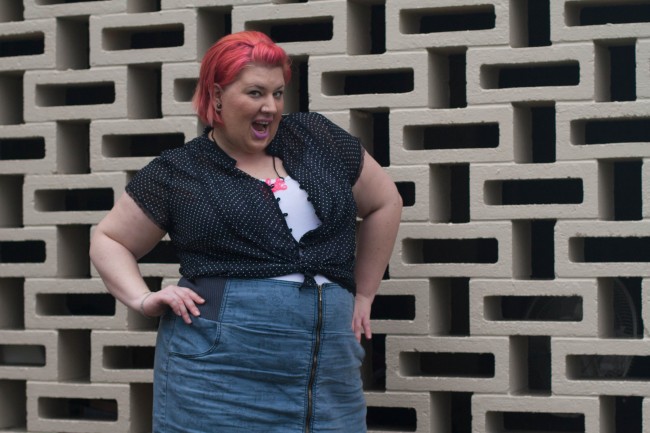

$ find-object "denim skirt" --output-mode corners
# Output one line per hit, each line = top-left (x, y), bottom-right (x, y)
(152, 277), (367, 433)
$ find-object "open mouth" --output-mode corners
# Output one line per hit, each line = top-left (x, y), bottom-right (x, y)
(252, 121), (270, 139)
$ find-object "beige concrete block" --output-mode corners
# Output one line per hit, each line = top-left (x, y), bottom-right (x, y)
(161, 0), (268, 8)
(470, 161), (599, 220)
(24, 278), (127, 330)
(0, 227), (57, 278)
(161, 63), (199, 117)
(372, 279), (430, 335)
(0, 330), (58, 381)
(0, 123), (57, 175)
(556, 101), (650, 161)
(385, 335), (509, 392)
(91, 330), (156, 383)
(637, 39), (650, 99)
(390, 222), (512, 278)
(555, 221), (650, 277)
(365, 391), (431, 433)
(386, 0), (509, 51)
(23, 173), (126, 226)
(24, 67), (128, 122)
(27, 381), (130, 433)
(309, 52), (429, 110)
(553, 338), (650, 396)
(0, 19), (55, 71)
(472, 394), (603, 433)
(24, 0), (127, 19)
(550, 0), (650, 43)
(469, 279), (598, 337)
(467, 44), (595, 104)
(89, 10), (198, 66)
(386, 165), (429, 222)
(390, 106), (514, 166)
(90, 117), (200, 172)
(233, 1), (347, 56)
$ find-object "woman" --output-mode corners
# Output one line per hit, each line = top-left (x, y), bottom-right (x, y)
(90, 31), (402, 433)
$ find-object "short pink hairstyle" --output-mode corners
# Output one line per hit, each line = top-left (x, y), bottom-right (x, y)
(192, 31), (292, 127)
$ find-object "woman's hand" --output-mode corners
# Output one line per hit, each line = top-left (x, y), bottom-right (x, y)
(140, 285), (205, 324)
(352, 293), (374, 342)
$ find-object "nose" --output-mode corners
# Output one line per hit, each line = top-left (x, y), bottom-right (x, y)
(261, 95), (278, 113)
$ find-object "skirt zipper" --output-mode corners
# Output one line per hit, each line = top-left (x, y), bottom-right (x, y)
(305, 283), (323, 433)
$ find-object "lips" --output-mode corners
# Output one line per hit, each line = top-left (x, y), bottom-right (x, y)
(251, 120), (271, 139)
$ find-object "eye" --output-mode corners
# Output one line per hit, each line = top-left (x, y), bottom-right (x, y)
(273, 90), (284, 99)
(249, 90), (262, 97)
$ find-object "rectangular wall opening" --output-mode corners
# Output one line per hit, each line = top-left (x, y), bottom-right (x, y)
(0, 74), (23, 125)
(173, 77), (197, 103)
(510, 0), (551, 47)
(567, 355), (650, 380)
(0, 241), (45, 263)
(36, 293), (116, 316)
(487, 296), (582, 321)
(0, 175), (22, 228)
(400, 5), (495, 34)
(38, 397), (117, 421)
(35, 188), (114, 212)
(487, 411), (584, 432)
(103, 25), (184, 50)
(56, 18), (89, 70)
(103, 346), (155, 370)
(57, 225), (90, 278)
(484, 178), (583, 205)
(0, 380), (26, 430)
(366, 406), (416, 432)
(528, 336), (551, 392)
(404, 238), (498, 264)
(567, 3), (650, 26)
(0, 0), (23, 22)
(404, 123), (498, 150)
(482, 63), (580, 89)
(0, 137), (45, 160)
(322, 70), (414, 95)
(599, 277), (643, 339)
(395, 181), (415, 207)
(0, 344), (45, 367)
(573, 237), (650, 262)
(430, 164), (470, 223)
(371, 295), (415, 320)
(400, 352), (495, 377)
(103, 133), (184, 158)
(36, 83), (115, 107)
(255, 18), (334, 43)
(581, 118), (650, 144)
(0, 279), (24, 329)
(0, 33), (44, 57)
(139, 240), (179, 264)
(57, 121), (89, 174)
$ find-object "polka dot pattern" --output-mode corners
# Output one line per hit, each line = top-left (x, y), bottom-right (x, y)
(126, 112), (364, 293)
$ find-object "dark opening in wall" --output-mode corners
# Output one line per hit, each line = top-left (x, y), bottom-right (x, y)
(401, 5), (495, 34)
(615, 396), (642, 433)
(609, 45), (636, 101)
(103, 346), (155, 369)
(406, 123), (498, 150)
(366, 406), (416, 432)
(39, 398), (117, 421)
(35, 188), (114, 212)
(405, 238), (498, 264)
(128, 65), (162, 119)
(323, 70), (414, 95)
(0, 74), (24, 124)
(37, 83), (115, 107)
(571, 3), (650, 26)
(0, 34), (44, 57)
(400, 352), (495, 377)
(448, 52), (467, 108)
(491, 296), (582, 321)
(429, 164), (470, 223)
(612, 160), (642, 221)
(528, 336), (551, 392)
(370, 4), (386, 54)
(485, 63), (580, 89)
(56, 18), (89, 70)
(0, 241), (45, 263)
(527, 0), (551, 46)
(600, 277), (643, 340)
(486, 178), (583, 205)
(494, 411), (584, 431)
(577, 237), (650, 262)
(36, 293), (116, 316)
(104, 25), (184, 50)
(103, 133), (185, 158)
(530, 105), (556, 163)
(370, 111), (390, 166)
(531, 220), (555, 279)
(583, 118), (650, 144)
(348, 0), (386, 55)
(395, 181), (415, 207)
(568, 355), (650, 380)
(0, 279), (24, 329)
(0, 0), (23, 22)
(265, 19), (333, 43)
(361, 334), (386, 390)
(0, 345), (45, 367)
(173, 78), (197, 103)
(0, 137), (45, 160)
(449, 278), (470, 336)
(139, 240), (178, 264)
(371, 295), (415, 320)
(57, 121), (90, 174)
(450, 393), (472, 433)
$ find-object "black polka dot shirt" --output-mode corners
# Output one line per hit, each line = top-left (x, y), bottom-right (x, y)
(126, 112), (365, 293)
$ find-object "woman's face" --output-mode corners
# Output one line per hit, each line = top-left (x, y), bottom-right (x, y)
(214, 64), (285, 157)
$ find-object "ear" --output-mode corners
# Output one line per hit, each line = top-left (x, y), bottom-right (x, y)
(213, 83), (223, 106)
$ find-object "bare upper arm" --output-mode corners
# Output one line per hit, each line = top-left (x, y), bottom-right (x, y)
(93, 192), (167, 260)
(352, 151), (401, 218)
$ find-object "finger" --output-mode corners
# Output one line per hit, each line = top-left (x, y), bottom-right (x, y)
(363, 318), (372, 340)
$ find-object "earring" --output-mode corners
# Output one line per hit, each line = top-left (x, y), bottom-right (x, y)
(216, 101), (222, 111)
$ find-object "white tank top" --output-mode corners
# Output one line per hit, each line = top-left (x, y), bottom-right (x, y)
(262, 176), (332, 284)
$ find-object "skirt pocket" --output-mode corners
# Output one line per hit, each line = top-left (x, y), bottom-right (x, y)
(168, 315), (222, 358)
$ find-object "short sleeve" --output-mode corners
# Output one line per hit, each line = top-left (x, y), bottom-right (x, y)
(125, 156), (173, 231)
(318, 114), (365, 186)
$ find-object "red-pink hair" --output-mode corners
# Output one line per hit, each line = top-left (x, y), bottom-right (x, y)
(193, 31), (292, 127)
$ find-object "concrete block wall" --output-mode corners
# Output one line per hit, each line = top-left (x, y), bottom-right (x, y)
(0, 0), (648, 432)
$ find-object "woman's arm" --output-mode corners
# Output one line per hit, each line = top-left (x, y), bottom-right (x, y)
(89, 192), (204, 324)
(351, 152), (403, 341)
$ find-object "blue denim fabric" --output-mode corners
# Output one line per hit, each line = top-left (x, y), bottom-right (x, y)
(153, 278), (366, 433)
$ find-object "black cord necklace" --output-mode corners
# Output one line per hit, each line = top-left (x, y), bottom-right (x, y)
(272, 156), (284, 180)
